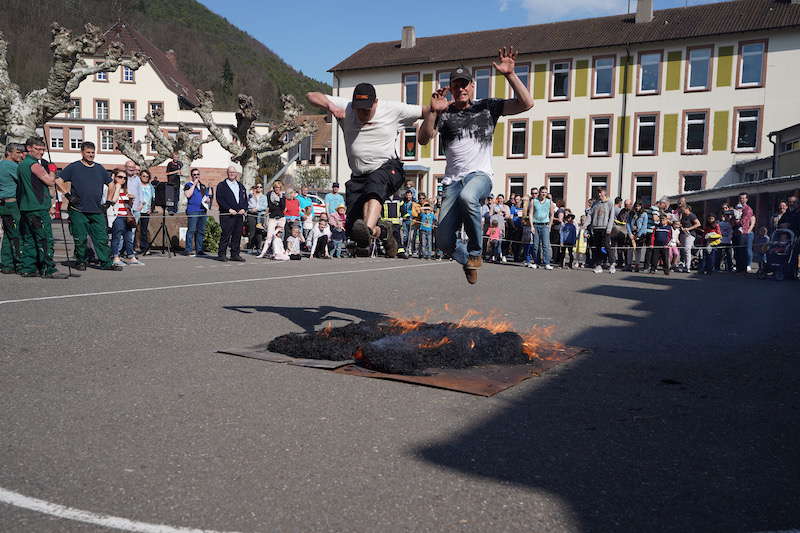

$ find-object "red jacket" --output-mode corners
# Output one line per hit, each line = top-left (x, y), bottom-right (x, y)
(284, 198), (300, 218)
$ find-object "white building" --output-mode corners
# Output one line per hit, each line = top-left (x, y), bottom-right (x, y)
(328, 0), (800, 215)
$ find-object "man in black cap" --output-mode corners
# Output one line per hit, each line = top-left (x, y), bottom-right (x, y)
(307, 83), (428, 256)
(419, 47), (534, 284)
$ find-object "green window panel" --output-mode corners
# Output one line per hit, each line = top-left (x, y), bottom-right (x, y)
(493, 122), (505, 157)
(574, 60), (589, 98)
(494, 72), (507, 99)
(618, 55), (633, 94)
(533, 63), (547, 100)
(663, 113), (678, 152)
(616, 115), (630, 153)
(666, 51), (682, 91)
(717, 46), (734, 87)
(422, 73), (433, 105)
(713, 110), (730, 151)
(572, 118), (586, 155)
(531, 120), (544, 156)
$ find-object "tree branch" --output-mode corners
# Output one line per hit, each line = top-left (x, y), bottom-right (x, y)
(192, 89), (242, 157)
(113, 130), (167, 169)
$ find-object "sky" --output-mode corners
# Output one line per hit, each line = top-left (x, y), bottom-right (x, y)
(198, 0), (722, 84)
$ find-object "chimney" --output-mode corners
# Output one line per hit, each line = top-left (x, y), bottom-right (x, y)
(401, 26), (416, 49)
(636, 0), (654, 23)
(165, 49), (178, 68)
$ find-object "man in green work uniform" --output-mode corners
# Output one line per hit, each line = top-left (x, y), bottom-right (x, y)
(16, 137), (68, 278)
(0, 143), (25, 274)
(56, 141), (121, 271)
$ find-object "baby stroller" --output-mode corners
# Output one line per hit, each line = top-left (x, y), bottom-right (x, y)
(759, 229), (797, 281)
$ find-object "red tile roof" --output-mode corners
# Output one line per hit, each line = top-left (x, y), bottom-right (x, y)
(330, 0), (800, 72)
(299, 114), (332, 151)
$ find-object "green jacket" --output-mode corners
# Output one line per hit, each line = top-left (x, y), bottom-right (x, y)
(0, 159), (18, 199)
(17, 155), (51, 212)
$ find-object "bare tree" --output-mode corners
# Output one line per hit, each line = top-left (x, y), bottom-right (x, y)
(0, 22), (147, 143)
(193, 91), (317, 188)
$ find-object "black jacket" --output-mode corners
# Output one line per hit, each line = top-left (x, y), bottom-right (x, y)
(216, 180), (248, 213)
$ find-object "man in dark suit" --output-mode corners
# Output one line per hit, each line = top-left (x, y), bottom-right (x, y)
(216, 165), (248, 262)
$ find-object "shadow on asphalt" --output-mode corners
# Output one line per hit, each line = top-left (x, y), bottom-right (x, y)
(222, 305), (389, 333)
(415, 276), (800, 532)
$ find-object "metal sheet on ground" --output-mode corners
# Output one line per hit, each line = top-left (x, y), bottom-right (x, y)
(217, 349), (354, 368)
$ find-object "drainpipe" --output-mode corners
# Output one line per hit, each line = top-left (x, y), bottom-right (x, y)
(768, 131), (779, 179)
(618, 45), (631, 197)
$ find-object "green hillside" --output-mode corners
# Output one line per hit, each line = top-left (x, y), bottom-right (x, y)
(0, 0), (331, 119)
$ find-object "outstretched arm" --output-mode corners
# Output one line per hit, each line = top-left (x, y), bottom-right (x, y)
(493, 47), (534, 116)
(419, 89), (449, 145)
(307, 92), (346, 120)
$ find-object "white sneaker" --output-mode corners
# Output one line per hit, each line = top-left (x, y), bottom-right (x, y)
(594, 265), (603, 274)
(545, 264), (554, 270)
(609, 265), (616, 275)
(530, 263), (538, 269)
(746, 265), (753, 273)
(501, 256), (507, 263)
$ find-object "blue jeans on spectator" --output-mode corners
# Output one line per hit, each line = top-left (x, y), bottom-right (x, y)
(111, 216), (135, 258)
(420, 230), (432, 258)
(736, 232), (754, 271)
(437, 172), (493, 265)
(703, 247), (717, 274)
(186, 212), (207, 254)
(533, 223), (551, 265)
(524, 243), (534, 264)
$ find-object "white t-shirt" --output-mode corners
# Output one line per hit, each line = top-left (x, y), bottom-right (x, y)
(286, 235), (303, 254)
(436, 98), (505, 183)
(326, 95), (421, 175)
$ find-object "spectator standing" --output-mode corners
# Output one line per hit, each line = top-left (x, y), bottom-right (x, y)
(125, 161), (141, 217)
(772, 201), (788, 232)
(550, 206), (564, 267)
(753, 226), (770, 272)
(560, 213), (577, 268)
(668, 220), (681, 271)
(734, 192), (756, 273)
(284, 188), (301, 229)
(296, 186), (313, 216)
(258, 180), (286, 258)
(649, 214), (671, 275)
(521, 216), (534, 268)
(107, 170), (143, 267)
(403, 179), (418, 202)
(215, 165), (247, 262)
(400, 189), (420, 258)
(330, 204), (347, 257)
(486, 219), (502, 263)
(777, 195), (798, 233)
(137, 170), (154, 255)
(323, 182), (344, 217)
(246, 183), (268, 252)
(679, 205), (701, 272)
(165, 153), (182, 214)
(627, 202), (648, 272)
(701, 215), (722, 275)
(419, 203), (435, 259)
(588, 187), (614, 274)
(718, 213), (734, 272)
(609, 198), (631, 272)
(183, 169), (212, 256)
(0, 143), (24, 274)
(575, 215), (589, 268)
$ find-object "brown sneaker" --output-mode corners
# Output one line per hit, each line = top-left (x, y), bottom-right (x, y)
(463, 255), (482, 285)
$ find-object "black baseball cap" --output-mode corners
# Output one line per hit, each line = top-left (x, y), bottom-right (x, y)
(352, 83), (376, 109)
(450, 66), (472, 83)
(332, 182), (340, 188)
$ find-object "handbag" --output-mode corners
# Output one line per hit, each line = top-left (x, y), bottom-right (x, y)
(126, 214), (137, 229)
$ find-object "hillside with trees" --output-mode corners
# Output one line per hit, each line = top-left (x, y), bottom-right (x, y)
(0, 0), (331, 119)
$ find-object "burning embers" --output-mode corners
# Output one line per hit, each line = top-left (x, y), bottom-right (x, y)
(267, 309), (563, 377)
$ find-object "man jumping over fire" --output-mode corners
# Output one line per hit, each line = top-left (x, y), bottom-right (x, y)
(307, 85), (429, 257)
(419, 47), (534, 284)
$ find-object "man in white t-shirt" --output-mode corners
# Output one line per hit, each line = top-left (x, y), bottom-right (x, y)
(307, 83), (425, 256)
(419, 47), (534, 284)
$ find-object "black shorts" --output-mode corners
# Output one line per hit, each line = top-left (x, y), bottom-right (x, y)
(345, 159), (405, 232)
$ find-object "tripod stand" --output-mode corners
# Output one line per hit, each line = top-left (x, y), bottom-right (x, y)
(147, 207), (174, 257)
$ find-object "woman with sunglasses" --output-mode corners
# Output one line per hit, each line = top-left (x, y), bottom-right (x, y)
(107, 170), (143, 267)
(136, 170), (154, 255)
(246, 183), (268, 252)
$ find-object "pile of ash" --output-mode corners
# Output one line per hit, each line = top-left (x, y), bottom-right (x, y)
(267, 321), (536, 376)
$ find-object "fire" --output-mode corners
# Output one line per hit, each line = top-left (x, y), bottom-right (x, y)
(321, 322), (333, 336)
(418, 337), (451, 349)
(353, 347), (364, 361)
(387, 308), (433, 333)
(455, 309), (514, 334)
(521, 325), (561, 360)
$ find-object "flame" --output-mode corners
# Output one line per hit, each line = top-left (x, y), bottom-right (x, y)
(468, 339), (476, 350)
(321, 322), (333, 336)
(418, 336), (451, 349)
(353, 347), (364, 361)
(521, 325), (561, 360)
(455, 309), (513, 334)
(387, 308), (433, 333)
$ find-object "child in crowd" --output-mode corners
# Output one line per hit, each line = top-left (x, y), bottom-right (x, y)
(753, 226), (770, 272)
(575, 215), (589, 268)
(271, 228), (290, 261)
(486, 219), (503, 263)
(669, 220), (681, 271)
(560, 213), (577, 268)
(718, 212), (734, 272)
(301, 205), (314, 250)
(330, 205), (347, 258)
(521, 217), (534, 268)
(309, 219), (332, 259)
(650, 214), (672, 275)
(702, 215), (722, 275)
(286, 225), (304, 260)
(419, 203), (435, 259)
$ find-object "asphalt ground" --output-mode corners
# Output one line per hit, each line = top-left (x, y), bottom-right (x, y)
(0, 251), (798, 533)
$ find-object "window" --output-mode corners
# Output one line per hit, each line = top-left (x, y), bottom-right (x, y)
(638, 52), (662, 94)
(99, 129), (115, 152)
(635, 113), (658, 155)
(683, 110), (708, 154)
(49, 128), (64, 149)
(436, 134), (446, 159)
(680, 172), (706, 193)
(593, 56), (614, 98)
(546, 175), (565, 205)
(122, 101), (136, 121)
(402, 127), (417, 160)
(68, 128), (83, 150)
(686, 46), (712, 91)
(436, 71), (453, 101)
(550, 60), (570, 100)
(509, 121), (527, 158)
(67, 99), (81, 119)
(95, 65), (108, 82)
(148, 102), (164, 117)
(507, 175), (526, 198)
(590, 116), (612, 156)
(473, 67), (491, 100)
(402, 73), (419, 105)
(588, 174), (609, 199)
(738, 40), (766, 87)
(122, 66), (135, 83)
(632, 174), (655, 205)
(734, 107), (761, 152)
(95, 100), (109, 120)
(548, 118), (568, 157)
(511, 63), (530, 98)
(782, 139), (800, 153)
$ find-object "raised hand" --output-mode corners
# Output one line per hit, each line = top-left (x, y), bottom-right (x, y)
(493, 46), (518, 75)
(430, 88), (449, 113)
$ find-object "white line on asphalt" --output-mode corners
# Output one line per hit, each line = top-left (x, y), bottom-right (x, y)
(0, 486), (243, 533)
(0, 262), (445, 305)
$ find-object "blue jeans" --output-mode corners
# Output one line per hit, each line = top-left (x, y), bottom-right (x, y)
(420, 230), (432, 258)
(186, 212), (207, 253)
(703, 247), (717, 274)
(111, 216), (135, 258)
(736, 232), (754, 271)
(524, 243), (534, 263)
(437, 172), (493, 265)
(533, 224), (552, 265)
